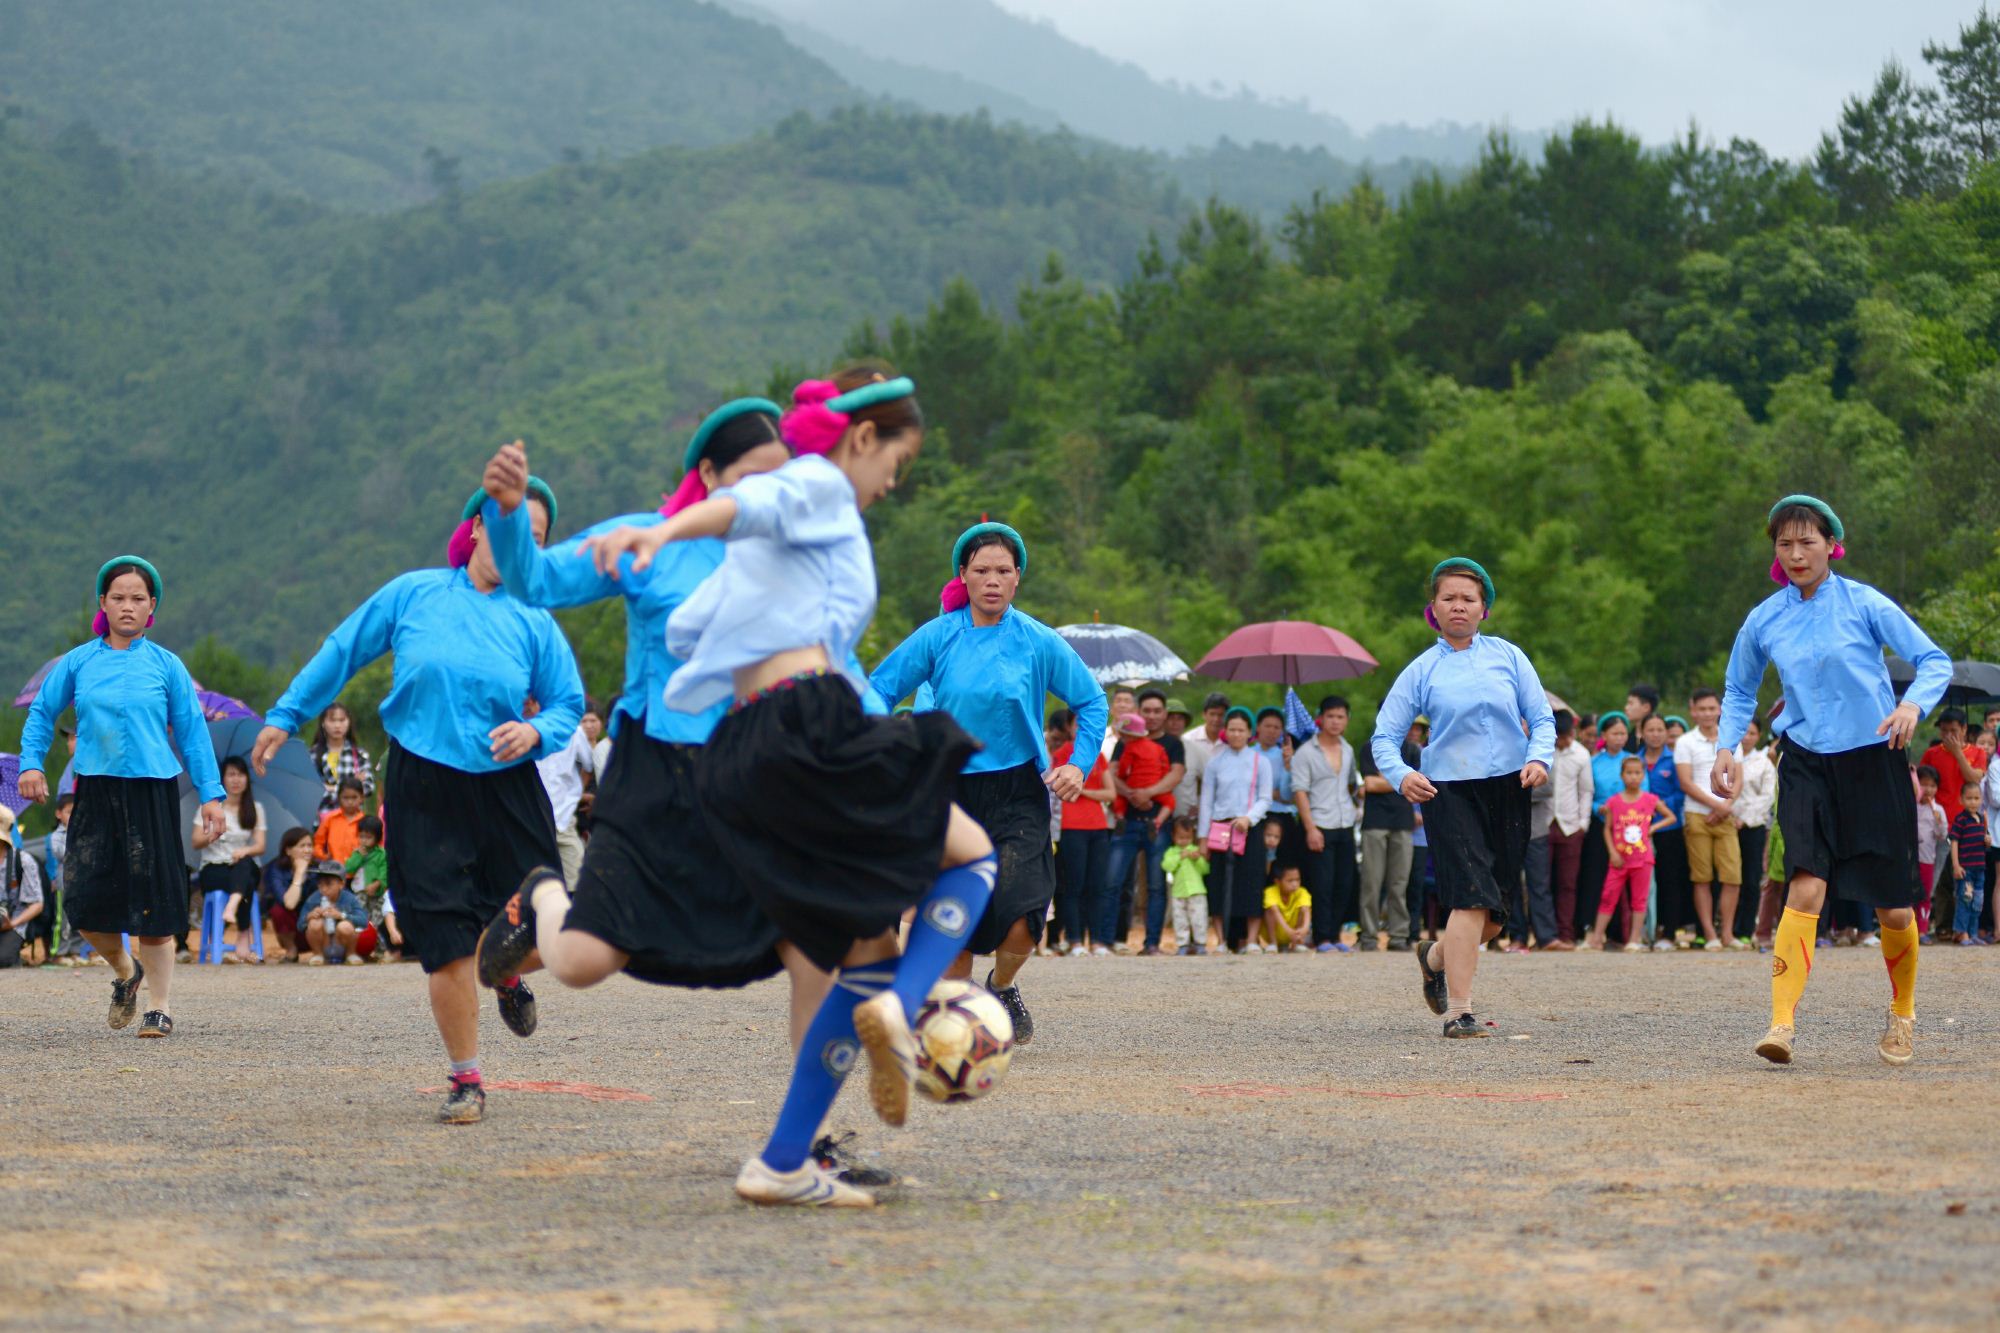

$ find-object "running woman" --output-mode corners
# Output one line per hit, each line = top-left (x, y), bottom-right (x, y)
(1711, 495), (1951, 1066)
(468, 410), (892, 1185)
(868, 523), (1104, 1042)
(19, 557), (226, 1038)
(252, 479), (583, 1123)
(582, 367), (997, 1208)
(1370, 558), (1554, 1038)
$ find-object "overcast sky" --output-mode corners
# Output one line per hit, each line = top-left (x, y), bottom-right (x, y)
(994, 0), (1988, 158)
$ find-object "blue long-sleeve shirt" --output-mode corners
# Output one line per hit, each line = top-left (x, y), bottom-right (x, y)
(1370, 634), (1556, 791)
(1719, 573), (1951, 754)
(1641, 747), (1683, 830)
(1258, 742), (1295, 806)
(20, 637), (224, 802)
(868, 606), (1107, 774)
(267, 568), (583, 774)
(666, 455), (877, 714)
(1590, 750), (1625, 815)
(484, 499), (728, 745)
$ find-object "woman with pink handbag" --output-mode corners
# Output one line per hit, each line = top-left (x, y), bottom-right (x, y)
(1198, 706), (1274, 952)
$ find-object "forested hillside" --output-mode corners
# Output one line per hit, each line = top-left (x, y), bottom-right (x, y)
(0, 0), (861, 207)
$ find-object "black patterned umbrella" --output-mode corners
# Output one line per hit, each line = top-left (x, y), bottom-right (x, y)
(1886, 656), (2000, 708)
(1053, 623), (1190, 687)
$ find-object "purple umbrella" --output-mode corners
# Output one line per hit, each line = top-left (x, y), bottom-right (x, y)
(195, 691), (261, 722)
(0, 753), (23, 816)
(12, 658), (60, 709)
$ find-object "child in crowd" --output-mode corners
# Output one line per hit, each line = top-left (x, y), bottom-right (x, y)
(1590, 756), (1673, 952)
(1915, 765), (1948, 937)
(1262, 863), (1313, 952)
(1112, 712), (1172, 821)
(48, 793), (87, 964)
(1950, 781), (1988, 945)
(1161, 815), (1210, 956)
(314, 777), (367, 863)
(344, 815), (390, 962)
(381, 889), (406, 963)
(301, 860), (370, 965)
(1240, 820), (1285, 952)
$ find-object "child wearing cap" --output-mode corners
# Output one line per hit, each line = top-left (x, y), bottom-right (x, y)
(300, 861), (372, 966)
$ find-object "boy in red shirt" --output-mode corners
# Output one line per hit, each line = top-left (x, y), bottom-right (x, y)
(1921, 708), (1988, 822)
(1112, 713), (1173, 823)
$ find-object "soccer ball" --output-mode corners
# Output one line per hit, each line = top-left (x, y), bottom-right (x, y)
(912, 979), (1015, 1103)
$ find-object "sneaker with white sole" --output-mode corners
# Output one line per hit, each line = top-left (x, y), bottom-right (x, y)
(735, 1155), (875, 1208)
(1755, 1023), (1795, 1064)
(1878, 1010), (1914, 1066)
(851, 991), (917, 1128)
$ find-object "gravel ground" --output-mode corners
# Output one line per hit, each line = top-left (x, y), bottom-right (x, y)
(1, 943), (1996, 1331)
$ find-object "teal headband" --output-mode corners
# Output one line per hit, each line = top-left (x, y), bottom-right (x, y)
(1430, 557), (1495, 605)
(96, 555), (162, 603)
(463, 476), (558, 531)
(952, 522), (1027, 576)
(684, 397), (782, 472)
(1597, 710), (1630, 730)
(1663, 714), (1690, 730)
(828, 376), (915, 415)
(1767, 494), (1844, 541)
(1223, 706), (1256, 729)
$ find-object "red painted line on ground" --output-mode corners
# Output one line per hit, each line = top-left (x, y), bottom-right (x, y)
(1179, 1083), (1568, 1103)
(415, 1080), (653, 1102)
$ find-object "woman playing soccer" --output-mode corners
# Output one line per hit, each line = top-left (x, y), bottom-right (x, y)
(1710, 495), (1951, 1066)
(582, 366), (997, 1208)
(253, 478), (584, 1123)
(1370, 558), (1554, 1037)
(18, 557), (226, 1038)
(868, 523), (1105, 1042)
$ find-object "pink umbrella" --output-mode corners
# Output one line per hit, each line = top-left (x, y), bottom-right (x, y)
(1545, 688), (1571, 714)
(1194, 621), (1378, 686)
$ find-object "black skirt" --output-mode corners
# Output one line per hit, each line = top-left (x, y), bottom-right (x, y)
(1776, 739), (1921, 909)
(956, 762), (1057, 954)
(382, 743), (560, 973)
(1422, 774), (1531, 917)
(697, 672), (979, 973)
(63, 775), (190, 937)
(563, 732), (781, 988)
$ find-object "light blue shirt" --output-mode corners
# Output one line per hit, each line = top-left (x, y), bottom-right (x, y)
(869, 607), (1108, 774)
(1370, 634), (1556, 791)
(485, 500), (728, 745)
(20, 637), (224, 803)
(1198, 742), (1275, 833)
(1258, 742), (1295, 806)
(665, 455), (878, 714)
(268, 568), (583, 774)
(1719, 573), (1951, 754)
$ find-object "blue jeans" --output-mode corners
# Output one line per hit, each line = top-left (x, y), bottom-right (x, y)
(1953, 867), (1987, 938)
(1140, 816), (1175, 947)
(1103, 815), (1158, 948)
(1054, 829), (1108, 949)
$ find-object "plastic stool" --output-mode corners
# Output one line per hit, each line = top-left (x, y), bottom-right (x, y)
(197, 890), (264, 963)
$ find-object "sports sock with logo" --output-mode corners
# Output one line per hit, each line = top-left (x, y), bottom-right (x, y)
(888, 855), (996, 1018)
(759, 966), (891, 1173)
(1771, 907), (1817, 1026)
(1879, 918), (1918, 1020)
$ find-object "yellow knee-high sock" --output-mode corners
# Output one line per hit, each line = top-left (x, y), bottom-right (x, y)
(1880, 919), (1919, 1020)
(1771, 907), (1817, 1026)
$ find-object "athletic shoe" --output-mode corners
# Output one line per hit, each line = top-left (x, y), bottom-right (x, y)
(496, 979), (539, 1038)
(1878, 1011), (1914, 1066)
(813, 1133), (897, 1188)
(1755, 1024), (1795, 1064)
(852, 990), (918, 1127)
(1652, 939), (1675, 952)
(1860, 934), (1880, 948)
(108, 961), (145, 1030)
(477, 872), (552, 988)
(136, 1010), (172, 1038)
(1415, 941), (1447, 1016)
(438, 1077), (485, 1124)
(986, 970), (1034, 1046)
(735, 1155), (874, 1208)
(1441, 1014), (1488, 1039)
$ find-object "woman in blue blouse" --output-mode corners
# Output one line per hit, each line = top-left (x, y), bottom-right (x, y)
(252, 480), (584, 1125)
(19, 557), (226, 1039)
(1710, 496), (1951, 1068)
(584, 367), (997, 1208)
(868, 523), (1106, 1045)
(1370, 558), (1554, 1039)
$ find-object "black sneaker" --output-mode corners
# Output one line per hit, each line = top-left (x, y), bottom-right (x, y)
(1415, 942), (1448, 1016)
(1441, 1013), (1489, 1039)
(439, 1076), (485, 1124)
(477, 871), (552, 989)
(813, 1133), (897, 1188)
(108, 961), (146, 1030)
(496, 979), (538, 1038)
(985, 970), (1033, 1045)
(136, 1010), (173, 1038)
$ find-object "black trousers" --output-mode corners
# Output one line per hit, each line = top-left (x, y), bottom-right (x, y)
(1303, 826), (1358, 945)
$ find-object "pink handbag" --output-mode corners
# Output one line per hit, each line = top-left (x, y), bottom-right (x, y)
(1205, 752), (1257, 854)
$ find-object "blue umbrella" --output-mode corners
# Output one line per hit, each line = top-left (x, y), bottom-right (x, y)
(1053, 622), (1190, 687)
(174, 718), (323, 871)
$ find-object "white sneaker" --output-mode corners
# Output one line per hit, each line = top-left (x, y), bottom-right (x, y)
(1652, 939), (1675, 952)
(1861, 934), (1880, 948)
(735, 1155), (875, 1208)
(851, 991), (917, 1128)
(1090, 944), (1111, 956)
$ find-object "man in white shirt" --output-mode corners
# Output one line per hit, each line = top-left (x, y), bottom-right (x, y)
(1674, 688), (1742, 950)
(1548, 711), (1592, 946)
(1731, 718), (1777, 943)
(1173, 691), (1229, 812)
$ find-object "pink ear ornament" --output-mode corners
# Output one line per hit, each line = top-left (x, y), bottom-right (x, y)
(447, 519), (477, 568)
(939, 576), (970, 612)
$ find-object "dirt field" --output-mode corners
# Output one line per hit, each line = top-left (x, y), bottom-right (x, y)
(1, 942), (1995, 1331)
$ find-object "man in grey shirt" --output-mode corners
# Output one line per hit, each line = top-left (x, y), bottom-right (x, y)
(1291, 695), (1362, 951)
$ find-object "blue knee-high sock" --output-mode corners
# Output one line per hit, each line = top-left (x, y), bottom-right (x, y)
(889, 855), (997, 1018)
(760, 965), (893, 1172)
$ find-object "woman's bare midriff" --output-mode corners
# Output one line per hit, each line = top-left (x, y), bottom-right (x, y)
(733, 645), (833, 701)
